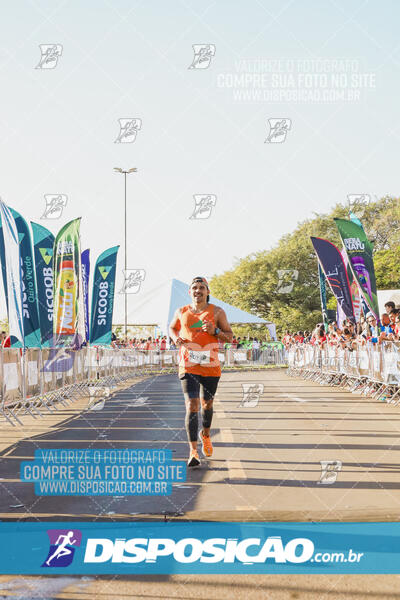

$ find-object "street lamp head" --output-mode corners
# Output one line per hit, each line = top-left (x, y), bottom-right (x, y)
(114, 167), (137, 174)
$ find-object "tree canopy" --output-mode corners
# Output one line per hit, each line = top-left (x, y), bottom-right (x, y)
(210, 196), (400, 335)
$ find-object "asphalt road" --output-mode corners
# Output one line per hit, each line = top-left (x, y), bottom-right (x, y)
(1, 368), (400, 521)
(1, 572), (400, 600)
(2, 368), (400, 598)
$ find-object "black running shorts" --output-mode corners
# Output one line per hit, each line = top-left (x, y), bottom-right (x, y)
(179, 373), (220, 401)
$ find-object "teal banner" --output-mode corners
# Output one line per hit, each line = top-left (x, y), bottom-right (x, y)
(0, 522), (399, 574)
(9, 209), (41, 347)
(31, 222), (55, 347)
(90, 246), (119, 345)
(0, 201), (24, 346)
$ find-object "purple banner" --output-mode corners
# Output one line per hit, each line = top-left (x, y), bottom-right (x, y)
(81, 249), (90, 343)
(311, 237), (355, 322)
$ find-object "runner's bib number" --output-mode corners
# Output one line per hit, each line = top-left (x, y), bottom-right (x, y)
(188, 350), (211, 364)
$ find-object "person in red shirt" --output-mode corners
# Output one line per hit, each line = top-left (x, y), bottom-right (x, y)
(160, 336), (167, 351)
(315, 325), (327, 347)
(282, 330), (292, 348)
(2, 334), (11, 348)
(144, 337), (153, 351)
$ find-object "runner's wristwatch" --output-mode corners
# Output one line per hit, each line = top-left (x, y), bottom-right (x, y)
(214, 327), (220, 336)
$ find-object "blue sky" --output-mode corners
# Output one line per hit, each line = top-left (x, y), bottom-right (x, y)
(0, 0), (399, 322)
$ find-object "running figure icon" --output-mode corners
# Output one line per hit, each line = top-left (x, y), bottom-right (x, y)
(45, 531), (77, 566)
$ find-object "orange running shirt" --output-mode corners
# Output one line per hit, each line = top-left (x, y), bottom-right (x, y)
(177, 304), (221, 377)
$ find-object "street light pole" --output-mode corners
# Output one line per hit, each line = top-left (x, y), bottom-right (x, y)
(114, 167), (137, 340)
(124, 171), (127, 340)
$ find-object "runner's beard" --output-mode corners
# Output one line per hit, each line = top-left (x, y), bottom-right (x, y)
(193, 294), (206, 306)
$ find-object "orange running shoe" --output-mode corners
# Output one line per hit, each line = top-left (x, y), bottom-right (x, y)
(200, 430), (213, 458)
(187, 449), (200, 467)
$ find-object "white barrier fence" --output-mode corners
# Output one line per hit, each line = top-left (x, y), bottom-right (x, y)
(0, 346), (286, 426)
(287, 342), (400, 403)
(1, 347), (142, 426)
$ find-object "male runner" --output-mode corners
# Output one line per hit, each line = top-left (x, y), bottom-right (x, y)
(169, 277), (233, 467)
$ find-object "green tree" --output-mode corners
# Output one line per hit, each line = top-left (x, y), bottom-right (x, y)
(0, 317), (8, 334)
(210, 197), (400, 336)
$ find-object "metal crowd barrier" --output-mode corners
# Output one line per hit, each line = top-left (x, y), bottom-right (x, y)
(0, 347), (154, 426)
(0, 346), (287, 426)
(287, 342), (400, 404)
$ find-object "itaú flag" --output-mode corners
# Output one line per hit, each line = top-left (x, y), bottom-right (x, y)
(0, 198), (24, 346)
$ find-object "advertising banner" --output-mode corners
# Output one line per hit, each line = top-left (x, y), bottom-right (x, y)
(31, 222), (55, 347)
(0, 200), (24, 346)
(90, 246), (119, 346)
(318, 263), (328, 331)
(9, 209), (41, 347)
(81, 249), (90, 343)
(311, 236), (355, 321)
(53, 218), (84, 346)
(335, 218), (379, 318)
(341, 247), (362, 323)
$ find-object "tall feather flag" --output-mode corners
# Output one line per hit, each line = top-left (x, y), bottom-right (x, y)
(31, 222), (55, 347)
(90, 246), (119, 345)
(0, 199), (24, 346)
(10, 209), (41, 347)
(311, 236), (355, 322)
(318, 264), (329, 331)
(53, 218), (85, 347)
(334, 218), (379, 319)
(81, 249), (90, 343)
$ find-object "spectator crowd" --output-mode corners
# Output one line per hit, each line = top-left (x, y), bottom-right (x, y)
(111, 334), (278, 353)
(282, 301), (400, 351)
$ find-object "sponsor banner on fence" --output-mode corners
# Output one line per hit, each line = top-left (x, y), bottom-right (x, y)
(81, 249), (90, 343)
(53, 218), (85, 346)
(31, 222), (55, 347)
(334, 218), (379, 319)
(0, 200), (24, 346)
(0, 522), (400, 574)
(90, 246), (119, 346)
(311, 237), (355, 321)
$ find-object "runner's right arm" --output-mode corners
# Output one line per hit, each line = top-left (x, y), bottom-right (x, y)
(169, 309), (186, 346)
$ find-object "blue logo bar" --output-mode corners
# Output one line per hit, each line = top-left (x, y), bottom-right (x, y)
(0, 522), (400, 574)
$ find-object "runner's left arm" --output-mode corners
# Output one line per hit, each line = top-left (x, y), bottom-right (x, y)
(214, 308), (233, 343)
